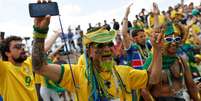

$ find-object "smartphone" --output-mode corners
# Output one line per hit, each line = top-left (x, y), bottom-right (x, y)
(29, 2), (59, 17)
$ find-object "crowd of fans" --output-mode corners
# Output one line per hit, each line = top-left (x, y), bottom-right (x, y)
(0, 0), (201, 101)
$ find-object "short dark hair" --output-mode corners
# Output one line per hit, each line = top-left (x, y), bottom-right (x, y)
(1, 36), (22, 61)
(131, 29), (144, 37)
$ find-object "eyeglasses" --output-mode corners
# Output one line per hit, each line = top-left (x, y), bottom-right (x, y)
(13, 44), (25, 49)
(94, 42), (114, 48)
(164, 36), (181, 43)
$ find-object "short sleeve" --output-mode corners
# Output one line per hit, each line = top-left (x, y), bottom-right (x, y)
(129, 69), (148, 89)
(59, 64), (81, 92)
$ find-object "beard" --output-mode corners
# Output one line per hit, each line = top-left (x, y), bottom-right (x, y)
(13, 52), (27, 63)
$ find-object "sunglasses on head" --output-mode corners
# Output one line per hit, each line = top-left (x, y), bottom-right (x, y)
(13, 44), (25, 49)
(94, 42), (114, 48)
(164, 36), (181, 43)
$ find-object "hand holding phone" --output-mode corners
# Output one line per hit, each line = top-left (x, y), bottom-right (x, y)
(29, 2), (59, 17)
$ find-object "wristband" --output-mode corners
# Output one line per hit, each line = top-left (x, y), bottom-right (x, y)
(33, 33), (47, 39)
(33, 25), (49, 34)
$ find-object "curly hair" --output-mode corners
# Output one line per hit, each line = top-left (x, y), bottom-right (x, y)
(0, 36), (22, 61)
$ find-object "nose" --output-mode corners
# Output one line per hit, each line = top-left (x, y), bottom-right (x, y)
(103, 46), (110, 50)
(170, 41), (177, 46)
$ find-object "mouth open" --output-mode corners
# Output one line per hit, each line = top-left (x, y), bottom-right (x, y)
(101, 52), (112, 60)
(20, 51), (27, 57)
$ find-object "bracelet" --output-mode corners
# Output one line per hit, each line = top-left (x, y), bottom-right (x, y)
(33, 25), (49, 34)
(33, 33), (47, 39)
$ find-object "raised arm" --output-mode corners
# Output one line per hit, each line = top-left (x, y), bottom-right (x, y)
(122, 3), (133, 49)
(44, 30), (61, 52)
(147, 32), (163, 85)
(147, 3), (162, 85)
(153, 2), (160, 31)
(180, 0), (184, 13)
(180, 57), (201, 101)
(32, 0), (61, 82)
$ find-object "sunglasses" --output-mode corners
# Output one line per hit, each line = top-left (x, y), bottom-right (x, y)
(94, 42), (114, 48)
(164, 36), (181, 43)
(13, 44), (25, 49)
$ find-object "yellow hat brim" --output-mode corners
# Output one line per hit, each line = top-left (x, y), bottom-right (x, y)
(83, 28), (116, 45)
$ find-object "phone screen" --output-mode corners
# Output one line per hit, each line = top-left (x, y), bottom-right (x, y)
(29, 2), (59, 17)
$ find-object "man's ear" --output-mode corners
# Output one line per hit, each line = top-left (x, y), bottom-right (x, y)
(133, 37), (137, 42)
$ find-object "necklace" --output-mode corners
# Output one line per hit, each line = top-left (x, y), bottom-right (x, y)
(136, 43), (150, 60)
(162, 55), (177, 69)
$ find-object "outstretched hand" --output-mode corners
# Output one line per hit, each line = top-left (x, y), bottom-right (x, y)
(152, 2), (159, 15)
(125, 3), (133, 17)
(34, 0), (52, 29)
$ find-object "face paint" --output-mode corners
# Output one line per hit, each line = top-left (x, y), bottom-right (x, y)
(100, 58), (114, 71)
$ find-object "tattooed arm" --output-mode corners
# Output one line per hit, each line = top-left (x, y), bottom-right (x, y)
(32, 1), (61, 82)
(44, 30), (61, 52)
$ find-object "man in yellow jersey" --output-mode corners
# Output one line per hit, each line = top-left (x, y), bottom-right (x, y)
(0, 18), (61, 101)
(31, 0), (162, 100)
(0, 36), (38, 101)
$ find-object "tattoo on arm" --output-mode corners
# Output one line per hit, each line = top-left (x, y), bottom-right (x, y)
(32, 38), (47, 71)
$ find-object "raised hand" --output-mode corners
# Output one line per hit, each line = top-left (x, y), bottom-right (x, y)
(125, 3), (133, 17)
(152, 2), (159, 15)
(150, 32), (163, 49)
(34, 0), (52, 29)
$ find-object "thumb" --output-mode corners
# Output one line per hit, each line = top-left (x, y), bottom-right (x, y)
(44, 15), (51, 27)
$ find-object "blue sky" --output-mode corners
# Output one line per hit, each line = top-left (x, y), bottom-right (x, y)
(0, 0), (200, 38)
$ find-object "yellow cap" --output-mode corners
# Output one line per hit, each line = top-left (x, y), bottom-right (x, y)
(83, 28), (116, 45)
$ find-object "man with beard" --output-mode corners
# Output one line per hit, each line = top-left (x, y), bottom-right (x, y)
(0, 29), (61, 101)
(0, 36), (38, 101)
(31, 1), (162, 101)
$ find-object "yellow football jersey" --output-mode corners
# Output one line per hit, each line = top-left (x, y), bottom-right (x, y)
(59, 64), (148, 101)
(77, 54), (86, 66)
(149, 14), (165, 28)
(192, 24), (200, 34)
(0, 58), (38, 101)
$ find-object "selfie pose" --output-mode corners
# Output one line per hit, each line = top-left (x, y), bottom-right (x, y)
(31, 0), (163, 101)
